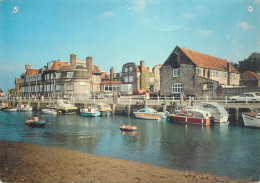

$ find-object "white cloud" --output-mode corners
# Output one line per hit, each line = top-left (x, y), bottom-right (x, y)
(99, 11), (114, 18)
(237, 21), (252, 31)
(184, 13), (197, 19)
(133, 0), (146, 10)
(198, 29), (212, 35)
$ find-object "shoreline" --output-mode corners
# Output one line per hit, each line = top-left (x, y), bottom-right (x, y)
(0, 140), (249, 182)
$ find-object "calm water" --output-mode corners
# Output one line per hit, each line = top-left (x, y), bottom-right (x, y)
(1, 111), (260, 180)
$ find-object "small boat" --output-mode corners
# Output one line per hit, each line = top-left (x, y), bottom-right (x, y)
(4, 108), (18, 112)
(133, 107), (168, 120)
(17, 104), (33, 112)
(242, 109), (260, 128)
(80, 106), (101, 117)
(168, 108), (212, 126)
(26, 120), (46, 128)
(41, 107), (58, 115)
(120, 125), (138, 131)
(95, 103), (112, 116)
(46, 100), (77, 114)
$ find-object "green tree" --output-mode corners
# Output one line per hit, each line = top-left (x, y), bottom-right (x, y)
(238, 52), (260, 73)
(0, 88), (3, 93)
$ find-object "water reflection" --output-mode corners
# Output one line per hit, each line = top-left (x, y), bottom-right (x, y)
(1, 111), (260, 180)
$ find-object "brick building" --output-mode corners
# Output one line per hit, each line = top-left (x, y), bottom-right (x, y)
(160, 46), (240, 98)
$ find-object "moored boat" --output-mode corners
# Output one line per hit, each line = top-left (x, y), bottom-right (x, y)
(120, 125), (138, 131)
(80, 106), (101, 117)
(169, 108), (212, 126)
(41, 107), (58, 115)
(4, 108), (18, 112)
(133, 107), (167, 120)
(46, 100), (77, 114)
(95, 103), (112, 116)
(242, 109), (260, 128)
(17, 104), (33, 112)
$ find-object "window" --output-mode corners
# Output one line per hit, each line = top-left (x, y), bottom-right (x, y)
(56, 73), (61, 79)
(129, 76), (133, 82)
(124, 77), (128, 82)
(203, 83), (213, 90)
(129, 67), (133, 72)
(124, 67), (128, 72)
(56, 85), (61, 91)
(172, 83), (183, 93)
(173, 69), (180, 77)
(198, 68), (203, 76)
(213, 70), (219, 76)
(50, 73), (53, 79)
(224, 72), (227, 79)
(67, 84), (74, 91)
(67, 72), (73, 78)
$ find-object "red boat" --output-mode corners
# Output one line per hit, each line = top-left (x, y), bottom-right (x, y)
(169, 108), (212, 126)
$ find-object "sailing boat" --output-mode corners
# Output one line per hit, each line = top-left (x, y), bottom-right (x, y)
(80, 82), (101, 117)
(4, 81), (17, 112)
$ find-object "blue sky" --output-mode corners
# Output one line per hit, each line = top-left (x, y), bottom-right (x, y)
(0, 0), (260, 92)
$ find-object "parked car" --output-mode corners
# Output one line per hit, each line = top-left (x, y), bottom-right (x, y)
(229, 92), (260, 103)
(103, 91), (113, 97)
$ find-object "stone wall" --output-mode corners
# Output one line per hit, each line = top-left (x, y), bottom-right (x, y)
(223, 87), (260, 97)
(195, 76), (220, 99)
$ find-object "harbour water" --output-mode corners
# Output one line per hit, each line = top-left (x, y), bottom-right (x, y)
(1, 111), (260, 180)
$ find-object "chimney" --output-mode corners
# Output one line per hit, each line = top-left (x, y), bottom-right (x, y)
(140, 60), (145, 73)
(70, 53), (76, 66)
(86, 56), (93, 78)
(227, 63), (230, 85)
(110, 67), (114, 81)
(25, 65), (31, 69)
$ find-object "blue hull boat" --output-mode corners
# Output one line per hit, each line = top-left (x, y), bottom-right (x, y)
(80, 111), (101, 117)
(26, 121), (46, 128)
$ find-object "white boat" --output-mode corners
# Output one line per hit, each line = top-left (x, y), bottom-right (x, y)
(80, 106), (101, 117)
(195, 102), (229, 123)
(41, 107), (58, 115)
(17, 104), (33, 112)
(4, 108), (18, 112)
(133, 107), (168, 120)
(242, 109), (260, 128)
(46, 100), (77, 114)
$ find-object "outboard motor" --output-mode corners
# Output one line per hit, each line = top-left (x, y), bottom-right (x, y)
(210, 116), (215, 127)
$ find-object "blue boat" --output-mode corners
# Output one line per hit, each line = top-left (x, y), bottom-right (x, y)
(26, 121), (46, 128)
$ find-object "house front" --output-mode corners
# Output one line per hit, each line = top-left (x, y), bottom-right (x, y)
(160, 46), (240, 98)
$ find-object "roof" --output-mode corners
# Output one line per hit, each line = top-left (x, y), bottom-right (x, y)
(24, 69), (39, 75)
(93, 65), (101, 73)
(46, 61), (69, 70)
(58, 65), (76, 70)
(241, 71), (260, 80)
(178, 46), (239, 73)
(101, 72), (109, 79)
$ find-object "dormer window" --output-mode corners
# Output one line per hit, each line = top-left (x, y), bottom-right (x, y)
(173, 69), (180, 77)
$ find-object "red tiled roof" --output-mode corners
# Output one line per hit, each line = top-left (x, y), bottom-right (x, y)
(242, 71), (260, 80)
(59, 65), (75, 70)
(179, 47), (239, 73)
(46, 61), (68, 70)
(24, 69), (39, 75)
(102, 72), (109, 79)
(101, 81), (122, 84)
(93, 65), (101, 73)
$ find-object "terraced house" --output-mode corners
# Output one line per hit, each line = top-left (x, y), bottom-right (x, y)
(160, 46), (240, 98)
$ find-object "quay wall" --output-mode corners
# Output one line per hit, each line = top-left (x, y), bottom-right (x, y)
(223, 87), (260, 96)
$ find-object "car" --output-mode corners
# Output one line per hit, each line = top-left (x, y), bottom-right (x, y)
(91, 92), (104, 99)
(229, 92), (260, 103)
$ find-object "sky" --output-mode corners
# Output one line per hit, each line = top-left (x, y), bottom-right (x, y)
(0, 0), (260, 92)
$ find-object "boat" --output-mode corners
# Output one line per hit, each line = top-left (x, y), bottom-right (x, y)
(242, 109), (260, 128)
(120, 125), (138, 131)
(0, 102), (8, 110)
(46, 100), (77, 114)
(133, 107), (168, 120)
(80, 106), (101, 117)
(168, 108), (212, 126)
(95, 103), (112, 116)
(26, 120), (46, 128)
(41, 107), (58, 115)
(17, 104), (33, 112)
(188, 102), (229, 123)
(4, 108), (18, 112)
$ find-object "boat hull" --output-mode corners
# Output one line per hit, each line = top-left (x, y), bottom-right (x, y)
(120, 126), (138, 131)
(81, 111), (101, 117)
(4, 108), (17, 112)
(134, 113), (161, 120)
(26, 121), (46, 128)
(242, 113), (260, 128)
(169, 115), (210, 125)
(41, 109), (58, 115)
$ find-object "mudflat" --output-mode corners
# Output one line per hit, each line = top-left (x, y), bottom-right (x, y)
(0, 140), (248, 182)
